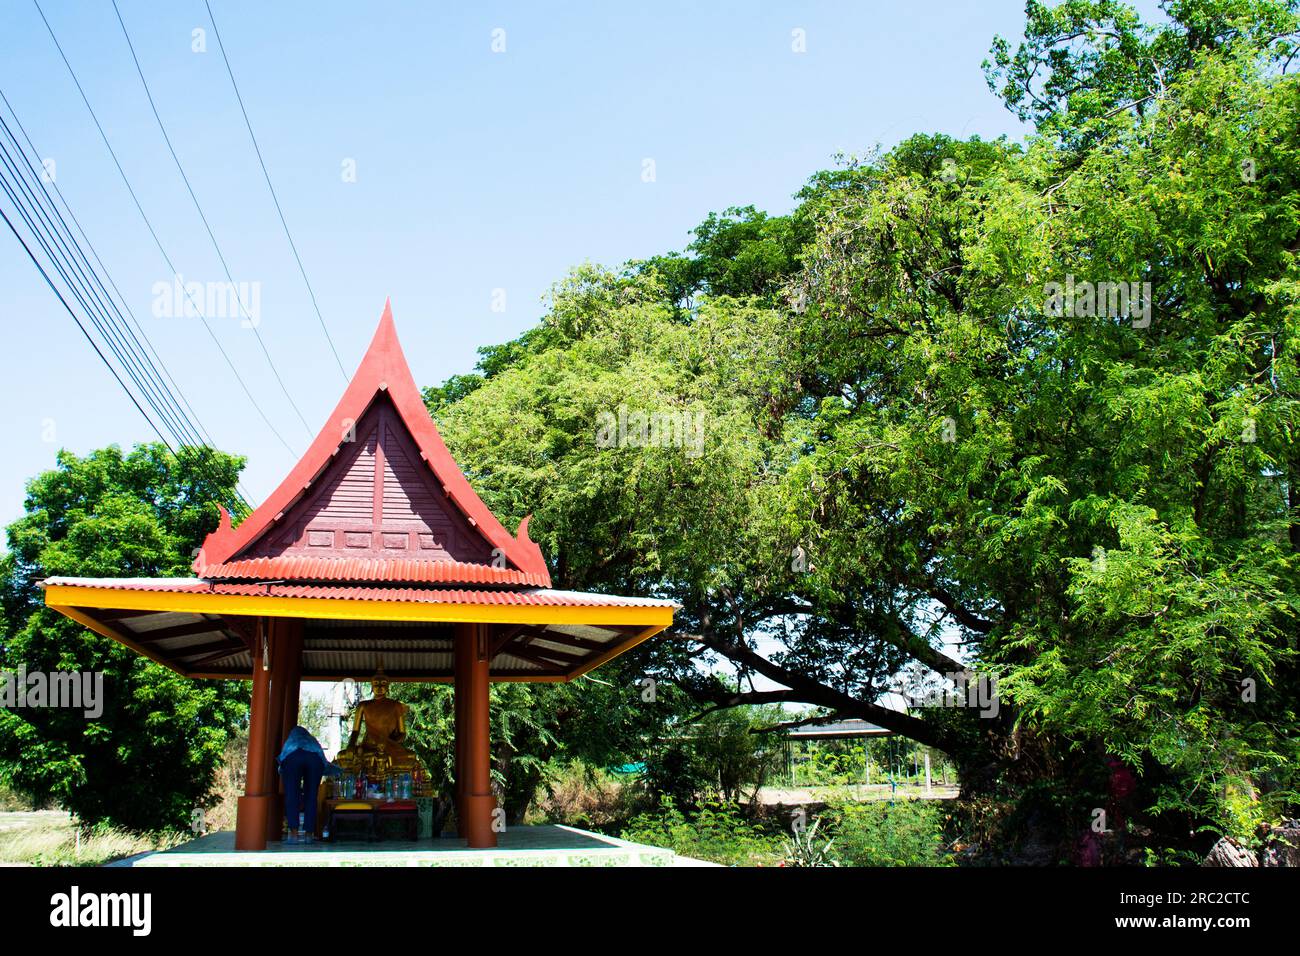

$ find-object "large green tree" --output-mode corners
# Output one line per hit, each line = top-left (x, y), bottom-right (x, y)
(0, 444), (248, 830)
(423, 0), (1300, 860)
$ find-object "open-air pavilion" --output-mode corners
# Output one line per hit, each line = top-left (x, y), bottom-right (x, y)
(41, 303), (676, 852)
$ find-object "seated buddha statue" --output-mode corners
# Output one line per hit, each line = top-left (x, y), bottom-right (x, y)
(334, 669), (421, 783)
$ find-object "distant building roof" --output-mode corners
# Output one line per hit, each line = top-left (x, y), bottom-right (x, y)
(786, 718), (893, 739)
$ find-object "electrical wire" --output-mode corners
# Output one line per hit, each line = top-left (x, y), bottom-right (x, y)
(31, 0), (301, 458)
(110, 0), (315, 437)
(0, 94), (254, 512)
(204, 0), (349, 381)
(0, 137), (252, 514)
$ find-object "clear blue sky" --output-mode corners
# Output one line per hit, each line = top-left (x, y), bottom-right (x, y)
(0, 0), (1052, 528)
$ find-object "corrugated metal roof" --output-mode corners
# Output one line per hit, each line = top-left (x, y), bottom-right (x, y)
(43, 577), (677, 609)
(301, 648), (458, 674)
(787, 719), (894, 738)
(128, 611), (202, 632)
(199, 555), (549, 587)
(196, 650), (253, 672)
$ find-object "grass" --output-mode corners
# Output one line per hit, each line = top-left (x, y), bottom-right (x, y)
(0, 812), (188, 866)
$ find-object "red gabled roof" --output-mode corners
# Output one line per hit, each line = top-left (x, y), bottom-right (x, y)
(197, 555), (549, 587)
(194, 301), (551, 585)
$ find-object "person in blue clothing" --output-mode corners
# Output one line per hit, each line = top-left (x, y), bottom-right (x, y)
(277, 725), (341, 844)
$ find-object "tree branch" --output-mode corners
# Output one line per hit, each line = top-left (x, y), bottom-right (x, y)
(926, 585), (997, 635)
(679, 630), (952, 751)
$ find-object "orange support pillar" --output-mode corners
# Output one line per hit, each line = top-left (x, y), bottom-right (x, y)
(456, 622), (497, 848)
(264, 618), (298, 841)
(235, 619), (272, 850)
(279, 622), (303, 733)
(453, 631), (467, 836)
(279, 624), (303, 835)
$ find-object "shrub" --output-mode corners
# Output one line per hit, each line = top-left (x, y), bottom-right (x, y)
(824, 799), (954, 867)
(620, 798), (783, 866)
(534, 761), (630, 828)
(780, 817), (840, 866)
(643, 706), (785, 807)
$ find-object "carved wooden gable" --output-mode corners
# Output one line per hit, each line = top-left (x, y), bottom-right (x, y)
(240, 396), (493, 563)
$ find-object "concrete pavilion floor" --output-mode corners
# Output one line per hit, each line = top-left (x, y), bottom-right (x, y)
(118, 824), (715, 867)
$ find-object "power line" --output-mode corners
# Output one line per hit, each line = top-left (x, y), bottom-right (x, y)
(31, 0), (300, 458)
(0, 131), (252, 515)
(0, 164), (253, 515)
(0, 100), (255, 512)
(0, 190), (249, 516)
(204, 0), (349, 381)
(0, 206), (174, 453)
(0, 140), (190, 446)
(110, 0), (315, 437)
(0, 123), (199, 451)
(0, 88), (219, 452)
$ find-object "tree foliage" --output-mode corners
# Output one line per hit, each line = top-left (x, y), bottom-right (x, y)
(424, 0), (1300, 856)
(0, 445), (248, 830)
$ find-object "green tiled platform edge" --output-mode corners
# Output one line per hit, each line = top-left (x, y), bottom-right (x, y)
(128, 824), (674, 868)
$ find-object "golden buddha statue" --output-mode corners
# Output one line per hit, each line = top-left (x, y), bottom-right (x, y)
(334, 669), (421, 782)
